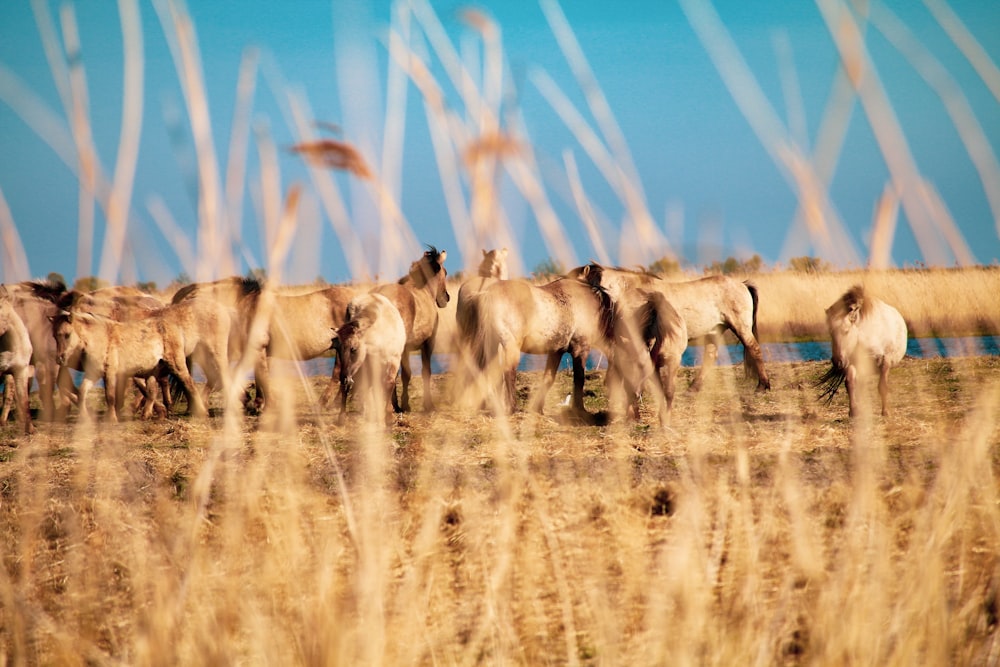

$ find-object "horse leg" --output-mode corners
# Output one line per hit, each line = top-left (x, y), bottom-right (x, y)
(531, 352), (563, 414)
(252, 350), (271, 413)
(571, 353), (587, 414)
(56, 364), (77, 420)
(878, 362), (891, 416)
(383, 362), (398, 426)
(727, 320), (770, 391)
(398, 356), (412, 413)
(658, 356), (680, 427)
(690, 335), (717, 392)
(104, 372), (120, 424)
(76, 376), (94, 421)
(845, 364), (858, 418)
(15, 368), (35, 435)
(320, 354), (341, 406)
(421, 342), (435, 412)
(173, 365), (207, 418)
(0, 376), (11, 426)
(36, 363), (56, 422)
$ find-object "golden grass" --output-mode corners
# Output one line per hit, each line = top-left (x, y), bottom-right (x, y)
(745, 266), (1000, 341)
(2, 0), (1000, 664)
(2, 356), (999, 664)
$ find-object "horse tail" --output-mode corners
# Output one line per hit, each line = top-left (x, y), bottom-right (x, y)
(743, 280), (760, 377)
(744, 281), (760, 343)
(815, 360), (846, 405)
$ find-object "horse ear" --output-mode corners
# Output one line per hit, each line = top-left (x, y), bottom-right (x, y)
(482, 249), (488, 257)
(439, 249), (446, 263)
(581, 265), (591, 280)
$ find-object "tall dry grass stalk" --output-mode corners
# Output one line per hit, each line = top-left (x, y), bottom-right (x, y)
(1, 1), (999, 666)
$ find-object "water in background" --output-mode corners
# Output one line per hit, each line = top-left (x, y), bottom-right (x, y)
(289, 335), (1000, 379)
(38, 335), (999, 390)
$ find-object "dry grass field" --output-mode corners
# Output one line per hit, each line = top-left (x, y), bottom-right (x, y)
(2, 352), (998, 665)
(3, 1), (999, 664)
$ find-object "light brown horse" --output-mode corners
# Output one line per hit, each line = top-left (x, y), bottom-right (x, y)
(243, 283), (359, 411)
(332, 292), (407, 425)
(6, 280), (67, 421)
(371, 246), (450, 412)
(56, 288), (169, 417)
(52, 296), (231, 422)
(0, 285), (34, 434)
(817, 285), (907, 417)
(171, 276), (263, 410)
(569, 263), (770, 392)
(604, 287), (688, 427)
(465, 276), (617, 416)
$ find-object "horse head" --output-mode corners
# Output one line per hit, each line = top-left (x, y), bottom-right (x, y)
(479, 248), (509, 280)
(407, 245), (450, 308)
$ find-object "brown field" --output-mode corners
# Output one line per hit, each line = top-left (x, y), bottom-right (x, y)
(2, 353), (998, 665)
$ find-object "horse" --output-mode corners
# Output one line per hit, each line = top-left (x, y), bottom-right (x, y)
(5, 280), (68, 421)
(0, 286), (35, 434)
(568, 263), (770, 392)
(171, 275), (262, 404)
(238, 283), (359, 411)
(56, 287), (170, 417)
(816, 285), (907, 417)
(604, 287), (688, 427)
(465, 276), (617, 416)
(371, 246), (450, 412)
(332, 292), (407, 425)
(52, 296), (232, 422)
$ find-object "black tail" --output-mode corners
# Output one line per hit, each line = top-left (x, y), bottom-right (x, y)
(815, 362), (846, 405)
(743, 281), (761, 381)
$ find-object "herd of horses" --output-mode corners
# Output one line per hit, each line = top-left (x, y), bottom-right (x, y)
(0, 246), (908, 435)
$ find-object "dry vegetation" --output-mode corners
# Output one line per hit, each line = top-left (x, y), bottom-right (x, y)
(746, 266), (1000, 342)
(2, 0), (1000, 664)
(2, 354), (999, 665)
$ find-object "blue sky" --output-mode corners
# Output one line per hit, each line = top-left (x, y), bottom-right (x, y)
(1, 0), (999, 287)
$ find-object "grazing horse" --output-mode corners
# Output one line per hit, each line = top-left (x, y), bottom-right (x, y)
(568, 263), (770, 392)
(817, 285), (907, 417)
(0, 286), (34, 434)
(604, 288), (688, 427)
(332, 293), (407, 425)
(372, 246), (451, 412)
(241, 283), (359, 411)
(52, 297), (232, 422)
(466, 276), (617, 416)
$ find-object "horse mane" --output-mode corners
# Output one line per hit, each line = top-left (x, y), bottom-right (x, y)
(239, 275), (263, 296)
(171, 283), (198, 303)
(400, 245), (446, 286)
(830, 284), (873, 321)
(56, 290), (88, 311)
(336, 318), (361, 341)
(588, 282), (618, 343)
(24, 279), (68, 303)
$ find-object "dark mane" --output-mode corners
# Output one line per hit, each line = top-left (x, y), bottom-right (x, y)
(171, 283), (199, 304)
(56, 290), (87, 311)
(24, 279), (68, 303)
(588, 282), (618, 343)
(828, 284), (872, 321)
